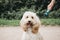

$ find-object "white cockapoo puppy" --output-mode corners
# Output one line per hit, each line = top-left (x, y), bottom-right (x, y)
(20, 11), (43, 40)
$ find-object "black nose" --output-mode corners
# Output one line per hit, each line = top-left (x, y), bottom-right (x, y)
(28, 21), (31, 23)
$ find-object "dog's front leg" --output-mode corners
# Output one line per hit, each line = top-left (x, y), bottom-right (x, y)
(21, 32), (27, 40)
(21, 32), (30, 40)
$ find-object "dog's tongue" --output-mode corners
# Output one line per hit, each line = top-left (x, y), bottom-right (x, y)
(28, 25), (31, 28)
(27, 23), (30, 25)
(27, 23), (32, 27)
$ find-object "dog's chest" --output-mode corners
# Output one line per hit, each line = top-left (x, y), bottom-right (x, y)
(22, 31), (40, 40)
(29, 32), (40, 40)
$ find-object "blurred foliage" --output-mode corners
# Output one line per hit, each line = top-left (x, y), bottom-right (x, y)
(0, 0), (60, 19)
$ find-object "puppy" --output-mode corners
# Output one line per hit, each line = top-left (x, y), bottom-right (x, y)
(20, 11), (42, 40)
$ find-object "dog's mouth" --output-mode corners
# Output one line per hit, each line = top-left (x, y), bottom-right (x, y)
(26, 22), (33, 28)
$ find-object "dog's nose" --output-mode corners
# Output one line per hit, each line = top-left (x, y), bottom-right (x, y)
(28, 21), (31, 23)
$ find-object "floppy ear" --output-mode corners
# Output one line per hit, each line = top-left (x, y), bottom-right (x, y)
(32, 15), (41, 34)
(22, 25), (28, 32)
(32, 23), (40, 34)
(20, 19), (28, 32)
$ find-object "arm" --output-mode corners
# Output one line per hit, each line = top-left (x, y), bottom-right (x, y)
(44, 0), (55, 16)
(48, 0), (55, 10)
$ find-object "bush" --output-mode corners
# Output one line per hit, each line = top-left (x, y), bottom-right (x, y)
(49, 9), (60, 18)
(0, 7), (60, 20)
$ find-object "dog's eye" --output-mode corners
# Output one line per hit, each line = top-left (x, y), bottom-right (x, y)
(26, 16), (28, 18)
(31, 16), (34, 19)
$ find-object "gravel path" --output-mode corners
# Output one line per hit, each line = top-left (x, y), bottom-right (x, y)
(0, 25), (60, 40)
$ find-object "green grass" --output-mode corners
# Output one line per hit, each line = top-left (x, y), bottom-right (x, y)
(0, 19), (20, 26)
(41, 18), (60, 25)
(0, 18), (60, 26)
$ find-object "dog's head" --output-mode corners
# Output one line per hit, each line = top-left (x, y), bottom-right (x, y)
(20, 11), (41, 34)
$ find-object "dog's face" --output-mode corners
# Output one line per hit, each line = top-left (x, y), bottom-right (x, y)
(20, 11), (41, 34)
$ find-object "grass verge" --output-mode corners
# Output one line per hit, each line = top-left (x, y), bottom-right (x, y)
(41, 18), (60, 25)
(0, 18), (60, 26)
(0, 19), (20, 26)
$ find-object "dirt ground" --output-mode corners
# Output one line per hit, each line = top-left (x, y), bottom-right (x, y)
(0, 25), (60, 40)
